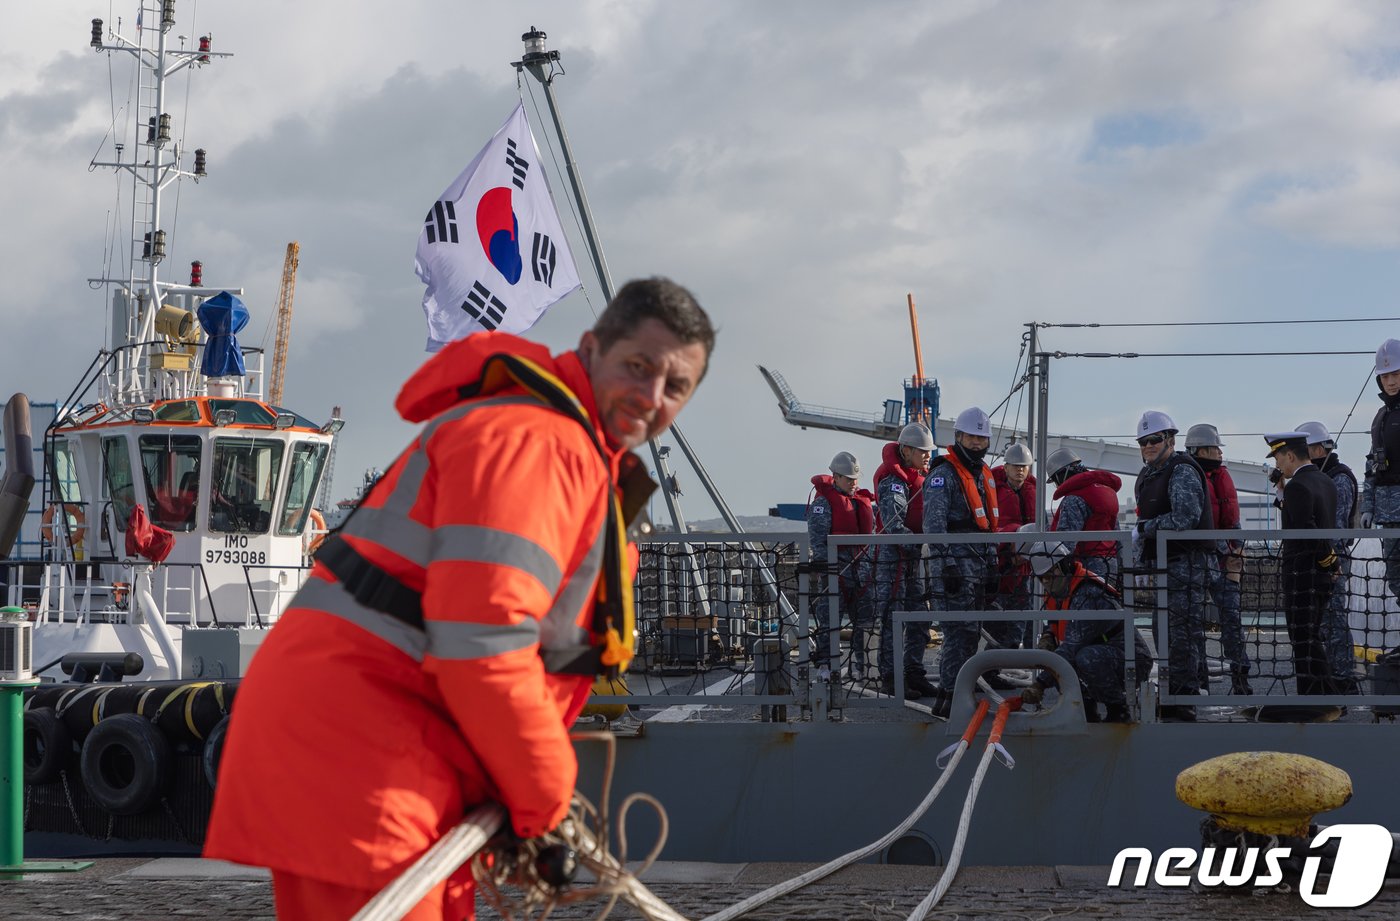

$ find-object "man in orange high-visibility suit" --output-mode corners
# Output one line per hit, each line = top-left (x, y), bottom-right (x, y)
(204, 277), (714, 920)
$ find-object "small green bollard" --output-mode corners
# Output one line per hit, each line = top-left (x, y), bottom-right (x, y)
(1, 606), (90, 877)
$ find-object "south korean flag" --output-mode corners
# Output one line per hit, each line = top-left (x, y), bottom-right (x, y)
(414, 102), (581, 351)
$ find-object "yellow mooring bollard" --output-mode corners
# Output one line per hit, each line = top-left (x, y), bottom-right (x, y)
(1176, 750), (1353, 838)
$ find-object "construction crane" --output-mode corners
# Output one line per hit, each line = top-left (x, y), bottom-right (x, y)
(268, 241), (300, 406)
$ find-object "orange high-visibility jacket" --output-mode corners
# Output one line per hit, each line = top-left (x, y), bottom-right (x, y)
(205, 332), (637, 891)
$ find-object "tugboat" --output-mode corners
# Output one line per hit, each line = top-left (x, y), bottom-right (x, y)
(12, 5), (339, 853)
(25, 9), (338, 684)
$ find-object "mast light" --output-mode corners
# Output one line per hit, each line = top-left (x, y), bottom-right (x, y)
(190, 260), (203, 286)
(520, 27), (559, 67)
(144, 229), (167, 263)
(162, 0), (176, 30)
(156, 113), (172, 146)
(91, 19), (103, 49)
(193, 148), (207, 178)
(198, 35), (211, 64)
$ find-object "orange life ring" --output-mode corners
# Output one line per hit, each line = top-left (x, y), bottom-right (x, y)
(41, 504), (86, 546)
(305, 508), (328, 554)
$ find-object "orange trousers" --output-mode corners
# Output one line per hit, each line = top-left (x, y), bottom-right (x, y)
(271, 870), (474, 921)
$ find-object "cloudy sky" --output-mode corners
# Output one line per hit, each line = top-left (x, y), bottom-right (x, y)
(7, 1), (1400, 523)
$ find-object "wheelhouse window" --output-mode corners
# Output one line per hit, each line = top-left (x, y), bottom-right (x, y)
(139, 434), (203, 532)
(101, 436), (137, 531)
(210, 438), (284, 534)
(48, 439), (83, 505)
(208, 399), (276, 426)
(154, 400), (200, 422)
(278, 441), (329, 537)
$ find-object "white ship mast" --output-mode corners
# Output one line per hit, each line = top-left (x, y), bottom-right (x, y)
(86, 2), (235, 407)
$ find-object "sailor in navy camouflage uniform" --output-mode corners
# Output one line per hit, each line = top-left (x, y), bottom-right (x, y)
(807, 451), (876, 676)
(1131, 411), (1212, 721)
(872, 422), (937, 699)
(925, 407), (1019, 691)
(1018, 542), (1153, 722)
(1298, 421), (1362, 695)
(1045, 446), (1123, 582)
(1184, 423), (1251, 696)
(1361, 339), (1400, 609)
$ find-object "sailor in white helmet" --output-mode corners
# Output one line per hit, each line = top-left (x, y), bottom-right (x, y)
(807, 451), (877, 678)
(1184, 422), (1251, 696)
(924, 407), (1018, 692)
(871, 422), (938, 701)
(1045, 445), (1122, 581)
(992, 443), (1037, 649)
(1361, 338), (1400, 607)
(1132, 410), (1212, 721)
(1296, 420), (1362, 695)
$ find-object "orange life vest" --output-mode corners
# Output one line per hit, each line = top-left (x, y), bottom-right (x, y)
(1043, 562), (1118, 641)
(941, 448), (1000, 532)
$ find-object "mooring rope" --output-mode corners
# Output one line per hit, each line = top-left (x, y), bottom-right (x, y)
(905, 696), (1021, 921)
(699, 699), (993, 921)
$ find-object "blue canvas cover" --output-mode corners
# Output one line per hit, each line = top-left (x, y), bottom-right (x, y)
(198, 291), (250, 378)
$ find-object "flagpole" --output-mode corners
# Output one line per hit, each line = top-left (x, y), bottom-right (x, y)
(517, 30), (701, 535)
(515, 30), (796, 634)
(518, 37), (614, 305)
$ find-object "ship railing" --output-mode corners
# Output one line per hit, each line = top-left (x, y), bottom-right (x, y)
(1154, 526), (1400, 713)
(1, 559), (225, 627)
(2, 555), (314, 630)
(817, 528), (1400, 721)
(148, 561), (222, 627)
(3, 558), (126, 625)
(238, 562), (313, 627)
(824, 530), (1102, 717)
(89, 340), (269, 405)
(605, 532), (810, 717)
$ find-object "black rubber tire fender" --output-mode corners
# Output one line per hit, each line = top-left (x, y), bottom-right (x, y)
(78, 713), (172, 816)
(22, 706), (71, 785)
(202, 715), (230, 789)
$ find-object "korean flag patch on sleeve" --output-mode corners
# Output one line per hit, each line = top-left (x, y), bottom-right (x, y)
(929, 476), (946, 487)
(891, 482), (905, 494)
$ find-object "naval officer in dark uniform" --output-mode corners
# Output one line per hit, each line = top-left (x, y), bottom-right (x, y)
(1268, 432), (1345, 698)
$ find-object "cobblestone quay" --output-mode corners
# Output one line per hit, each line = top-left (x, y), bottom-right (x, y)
(4, 860), (1399, 920)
